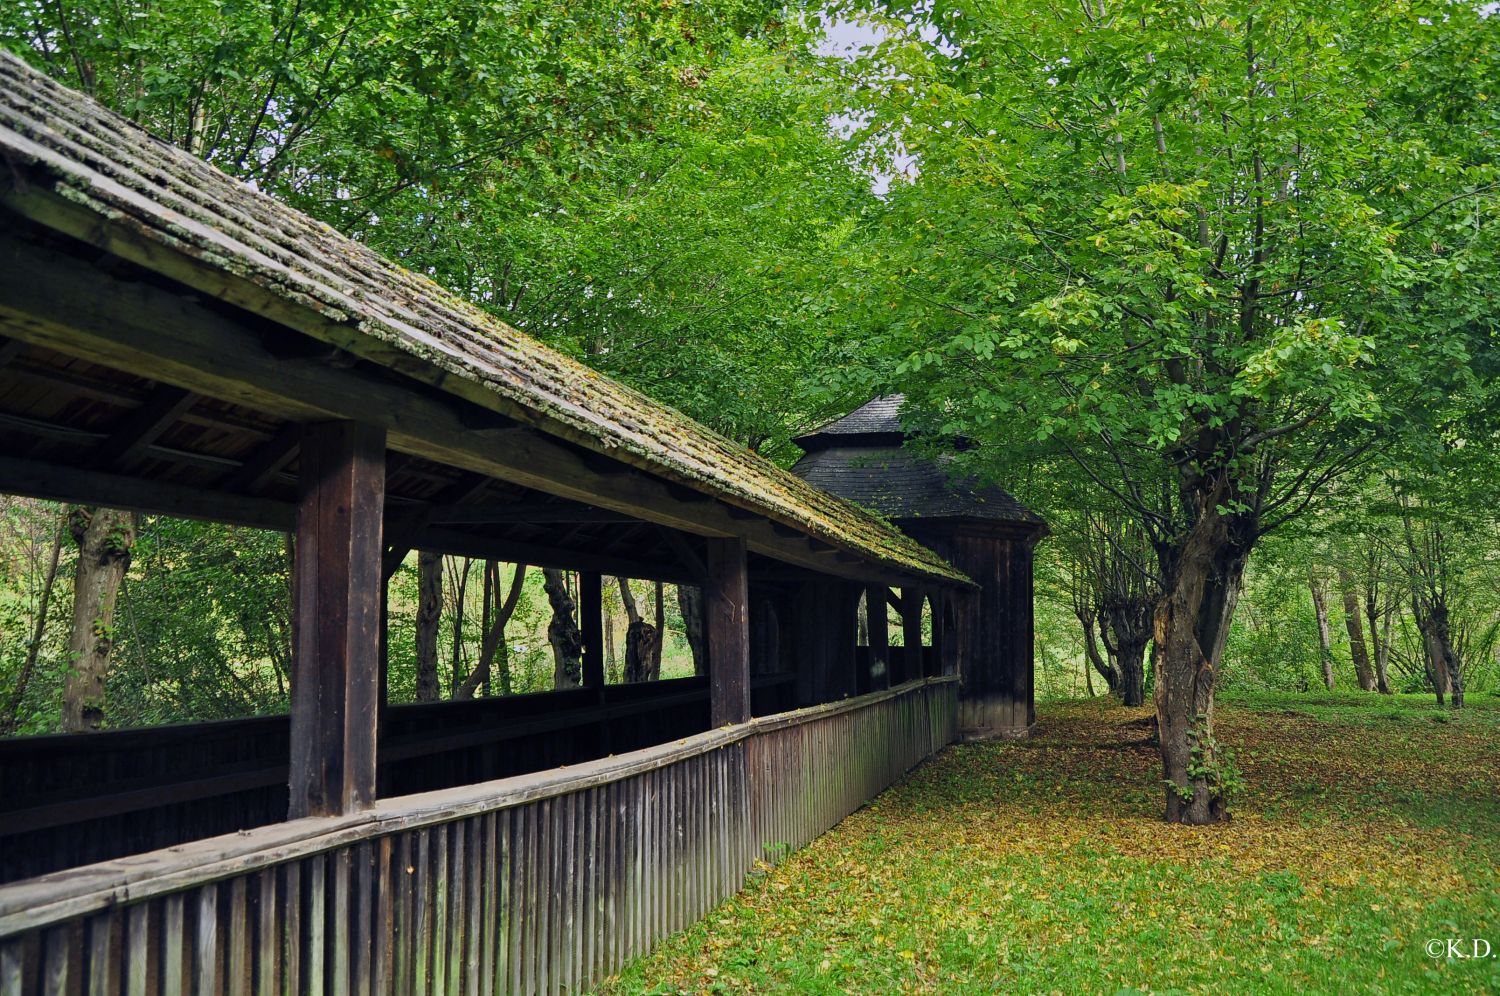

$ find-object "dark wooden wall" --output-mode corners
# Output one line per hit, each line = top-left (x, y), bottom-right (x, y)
(789, 579), (860, 707)
(906, 523), (1038, 739)
(0, 675), (798, 884)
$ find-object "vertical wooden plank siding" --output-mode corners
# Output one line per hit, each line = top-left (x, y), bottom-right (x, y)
(0, 680), (957, 995)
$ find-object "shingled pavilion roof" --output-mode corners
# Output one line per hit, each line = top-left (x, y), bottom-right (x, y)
(792, 396), (1046, 529)
(0, 53), (967, 586)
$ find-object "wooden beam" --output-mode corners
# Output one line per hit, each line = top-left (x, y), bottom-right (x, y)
(414, 527), (693, 584)
(929, 592), (950, 678)
(381, 472), (491, 579)
(0, 453), (294, 530)
(425, 503), (632, 525)
(0, 409), (245, 473)
(95, 385), (197, 469)
(0, 227), (950, 590)
(220, 423), (300, 494)
(866, 584), (890, 691)
(656, 526), (708, 584)
(706, 537), (750, 727)
(289, 420), (386, 819)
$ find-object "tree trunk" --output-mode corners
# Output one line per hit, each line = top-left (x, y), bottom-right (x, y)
(604, 608), (617, 680)
(495, 638), (512, 695)
(544, 568), (583, 688)
(653, 581), (665, 677)
(1117, 637), (1148, 708)
(1153, 503), (1246, 825)
(414, 550), (442, 702)
(1077, 610), (1121, 695)
(447, 557), (472, 697)
(677, 585), (706, 676)
(2, 518), (65, 736)
(1310, 574), (1335, 691)
(1374, 607), (1393, 694)
(1102, 597), (1153, 708)
(1364, 584), (1393, 694)
(623, 621), (661, 682)
(616, 576), (661, 683)
(1422, 626), (1448, 705)
(1427, 601), (1464, 708)
(456, 563), (527, 700)
(1338, 572), (1375, 691)
(61, 506), (138, 732)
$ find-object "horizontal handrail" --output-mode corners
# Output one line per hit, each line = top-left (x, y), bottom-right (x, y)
(0, 676), (955, 935)
(1, 672), (800, 831)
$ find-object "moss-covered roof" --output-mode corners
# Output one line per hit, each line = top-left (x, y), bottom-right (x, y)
(0, 54), (967, 586)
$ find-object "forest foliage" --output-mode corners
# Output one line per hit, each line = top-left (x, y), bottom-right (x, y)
(0, 0), (1496, 827)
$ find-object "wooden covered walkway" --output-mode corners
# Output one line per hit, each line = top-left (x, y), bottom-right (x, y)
(0, 53), (972, 993)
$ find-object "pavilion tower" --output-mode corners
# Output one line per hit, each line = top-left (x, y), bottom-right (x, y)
(792, 396), (1048, 739)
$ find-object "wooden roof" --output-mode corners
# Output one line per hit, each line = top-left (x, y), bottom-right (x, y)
(0, 54), (968, 588)
(792, 397), (1046, 531)
(793, 394), (908, 449)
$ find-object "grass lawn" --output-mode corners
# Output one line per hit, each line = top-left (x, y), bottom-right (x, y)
(599, 692), (1500, 994)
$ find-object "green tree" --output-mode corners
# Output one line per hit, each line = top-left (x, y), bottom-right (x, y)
(837, 0), (1500, 821)
(2, 0), (875, 450)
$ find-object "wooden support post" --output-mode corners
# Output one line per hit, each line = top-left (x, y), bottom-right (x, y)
(705, 537), (750, 727)
(290, 421), (386, 819)
(927, 593), (944, 678)
(866, 584), (890, 691)
(902, 587), (924, 685)
(579, 571), (610, 754)
(580, 573), (605, 688)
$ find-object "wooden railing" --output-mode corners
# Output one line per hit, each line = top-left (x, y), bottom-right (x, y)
(0, 677), (955, 995)
(0, 673), (801, 883)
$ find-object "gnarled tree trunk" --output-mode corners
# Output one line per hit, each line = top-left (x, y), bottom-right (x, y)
(617, 577), (661, 683)
(624, 623), (661, 682)
(1423, 601), (1464, 708)
(1102, 597), (1153, 708)
(544, 569), (583, 688)
(1153, 500), (1249, 826)
(1420, 619), (1449, 705)
(1077, 607), (1121, 696)
(1115, 635), (1149, 708)
(62, 506), (138, 732)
